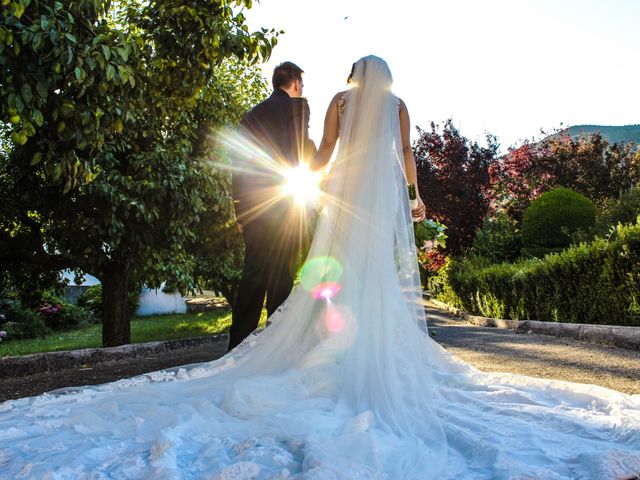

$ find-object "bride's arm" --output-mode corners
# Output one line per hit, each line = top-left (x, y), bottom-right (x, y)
(399, 99), (427, 221)
(312, 94), (340, 171)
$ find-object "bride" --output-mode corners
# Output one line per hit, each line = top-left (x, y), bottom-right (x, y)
(1, 56), (639, 480)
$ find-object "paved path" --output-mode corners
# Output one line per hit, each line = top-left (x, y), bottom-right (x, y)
(426, 305), (640, 395)
(1, 305), (639, 402)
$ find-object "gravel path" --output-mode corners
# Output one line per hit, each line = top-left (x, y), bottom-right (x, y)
(1, 305), (639, 403)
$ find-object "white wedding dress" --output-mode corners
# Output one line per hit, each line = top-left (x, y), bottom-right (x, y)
(1, 56), (639, 480)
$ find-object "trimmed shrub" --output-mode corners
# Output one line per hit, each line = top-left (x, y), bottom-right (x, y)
(522, 187), (597, 257)
(429, 221), (640, 326)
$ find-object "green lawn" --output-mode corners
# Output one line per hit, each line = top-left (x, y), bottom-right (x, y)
(0, 309), (267, 357)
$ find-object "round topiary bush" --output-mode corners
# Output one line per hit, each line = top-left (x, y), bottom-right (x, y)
(522, 187), (597, 257)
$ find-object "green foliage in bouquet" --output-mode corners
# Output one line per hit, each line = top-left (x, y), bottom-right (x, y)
(414, 219), (447, 250)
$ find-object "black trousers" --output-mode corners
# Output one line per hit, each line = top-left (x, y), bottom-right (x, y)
(228, 218), (304, 351)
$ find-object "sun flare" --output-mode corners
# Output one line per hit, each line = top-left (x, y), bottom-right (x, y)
(282, 163), (322, 206)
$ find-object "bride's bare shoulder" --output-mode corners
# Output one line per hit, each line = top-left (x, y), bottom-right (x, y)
(396, 96), (408, 111)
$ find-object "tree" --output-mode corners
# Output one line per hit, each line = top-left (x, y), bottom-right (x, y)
(487, 142), (554, 222)
(413, 120), (499, 255)
(489, 133), (640, 221)
(0, 0), (277, 346)
(189, 61), (270, 306)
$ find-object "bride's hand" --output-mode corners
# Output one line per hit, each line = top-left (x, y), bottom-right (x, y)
(412, 197), (426, 222)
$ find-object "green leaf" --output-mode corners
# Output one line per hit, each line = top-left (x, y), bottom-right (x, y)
(101, 44), (111, 61)
(30, 152), (43, 165)
(36, 80), (48, 99)
(117, 47), (128, 62)
(12, 130), (28, 145)
(14, 94), (24, 113)
(106, 64), (115, 81)
(117, 65), (128, 84)
(12, 2), (26, 18)
(32, 109), (44, 127)
(52, 163), (62, 181)
(23, 121), (35, 137)
(32, 32), (43, 50)
(21, 83), (33, 103)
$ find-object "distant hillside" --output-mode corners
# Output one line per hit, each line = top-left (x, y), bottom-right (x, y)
(556, 124), (640, 145)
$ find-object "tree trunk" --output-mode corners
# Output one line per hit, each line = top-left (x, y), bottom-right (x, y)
(219, 282), (239, 309)
(101, 264), (132, 347)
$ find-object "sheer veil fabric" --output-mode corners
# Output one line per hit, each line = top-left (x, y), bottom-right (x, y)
(1, 56), (640, 480)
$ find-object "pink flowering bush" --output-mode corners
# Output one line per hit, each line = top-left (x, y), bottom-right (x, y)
(0, 313), (6, 343)
(38, 297), (96, 331)
(0, 298), (50, 341)
(39, 303), (62, 317)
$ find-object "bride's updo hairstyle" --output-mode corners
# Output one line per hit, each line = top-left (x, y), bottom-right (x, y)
(346, 55), (393, 90)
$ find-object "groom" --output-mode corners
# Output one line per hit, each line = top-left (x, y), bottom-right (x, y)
(229, 61), (316, 351)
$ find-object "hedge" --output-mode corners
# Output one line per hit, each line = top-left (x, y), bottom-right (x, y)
(428, 220), (640, 326)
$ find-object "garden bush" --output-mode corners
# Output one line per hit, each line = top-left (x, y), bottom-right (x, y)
(470, 212), (522, 263)
(40, 291), (98, 331)
(429, 220), (640, 326)
(0, 297), (50, 341)
(521, 187), (597, 257)
(596, 185), (640, 235)
(78, 285), (140, 320)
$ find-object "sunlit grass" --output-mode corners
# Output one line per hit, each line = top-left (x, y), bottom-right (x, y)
(0, 308), (269, 357)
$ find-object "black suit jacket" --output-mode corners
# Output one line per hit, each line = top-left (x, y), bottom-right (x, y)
(232, 89), (316, 224)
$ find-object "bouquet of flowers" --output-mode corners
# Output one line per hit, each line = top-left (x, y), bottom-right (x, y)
(408, 184), (447, 252)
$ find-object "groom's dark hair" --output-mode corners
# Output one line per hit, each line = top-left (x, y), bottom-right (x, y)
(272, 62), (304, 89)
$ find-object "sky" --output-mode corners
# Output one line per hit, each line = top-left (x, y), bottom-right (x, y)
(245, 0), (640, 152)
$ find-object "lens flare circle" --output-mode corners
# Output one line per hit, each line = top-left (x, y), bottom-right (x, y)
(282, 164), (321, 206)
(300, 256), (344, 292)
(324, 308), (345, 333)
(314, 304), (358, 349)
(311, 282), (342, 300)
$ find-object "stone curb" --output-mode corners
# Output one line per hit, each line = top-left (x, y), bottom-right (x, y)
(426, 297), (640, 351)
(0, 334), (228, 379)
